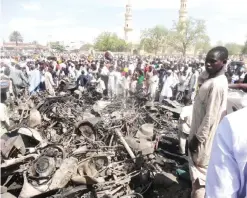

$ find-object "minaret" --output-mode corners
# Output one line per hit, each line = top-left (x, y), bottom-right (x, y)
(179, 0), (188, 22)
(124, 0), (133, 42)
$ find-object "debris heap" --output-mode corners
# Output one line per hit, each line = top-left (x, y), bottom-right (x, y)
(1, 89), (190, 198)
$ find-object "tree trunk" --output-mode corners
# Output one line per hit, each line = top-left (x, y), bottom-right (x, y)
(183, 44), (187, 57)
(183, 48), (186, 57)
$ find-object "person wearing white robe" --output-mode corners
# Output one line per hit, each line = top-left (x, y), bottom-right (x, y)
(115, 69), (122, 97)
(188, 68), (199, 101)
(96, 76), (106, 94)
(130, 78), (137, 93)
(108, 67), (116, 99)
(148, 70), (159, 103)
(28, 65), (41, 94)
(68, 64), (76, 79)
(101, 65), (109, 76)
(128, 62), (135, 75)
(75, 66), (81, 80)
(159, 70), (174, 102)
(146, 67), (153, 94)
(178, 100), (193, 155)
(0, 103), (9, 136)
(206, 107), (247, 198)
(44, 67), (55, 96)
(176, 72), (187, 100)
(122, 74), (131, 99)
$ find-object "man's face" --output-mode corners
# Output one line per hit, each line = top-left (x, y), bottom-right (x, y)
(205, 51), (225, 75)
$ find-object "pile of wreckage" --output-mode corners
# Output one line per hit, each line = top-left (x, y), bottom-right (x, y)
(1, 87), (190, 198)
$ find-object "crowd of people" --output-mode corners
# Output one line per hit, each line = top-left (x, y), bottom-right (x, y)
(1, 48), (247, 198)
(0, 52), (206, 104)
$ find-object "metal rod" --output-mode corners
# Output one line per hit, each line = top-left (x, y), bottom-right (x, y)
(115, 129), (135, 160)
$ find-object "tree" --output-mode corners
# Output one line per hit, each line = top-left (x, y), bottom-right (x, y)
(194, 35), (211, 54)
(80, 43), (94, 51)
(216, 40), (224, 46)
(168, 18), (208, 56)
(9, 31), (23, 46)
(242, 40), (247, 54)
(225, 43), (243, 55)
(50, 41), (65, 52)
(141, 25), (169, 54)
(94, 32), (128, 52)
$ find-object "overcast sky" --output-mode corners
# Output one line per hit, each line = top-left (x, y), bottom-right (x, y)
(1, 0), (247, 45)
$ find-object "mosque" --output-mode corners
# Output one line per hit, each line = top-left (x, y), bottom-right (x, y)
(123, 0), (188, 43)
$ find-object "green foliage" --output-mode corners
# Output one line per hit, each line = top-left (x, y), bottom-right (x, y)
(225, 43), (243, 55)
(50, 41), (65, 52)
(80, 43), (94, 51)
(242, 40), (247, 54)
(194, 35), (211, 54)
(141, 25), (169, 54)
(216, 41), (224, 46)
(9, 31), (23, 46)
(94, 32), (129, 52)
(168, 18), (207, 56)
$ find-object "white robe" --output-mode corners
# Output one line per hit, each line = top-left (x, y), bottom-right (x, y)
(0, 103), (9, 136)
(101, 66), (109, 76)
(148, 75), (159, 99)
(69, 66), (75, 78)
(130, 80), (137, 93)
(75, 69), (81, 80)
(160, 75), (174, 98)
(177, 75), (187, 92)
(108, 71), (116, 98)
(123, 76), (131, 90)
(178, 104), (193, 154)
(45, 72), (55, 96)
(206, 107), (247, 198)
(96, 78), (106, 94)
(115, 71), (122, 96)
(179, 105), (193, 135)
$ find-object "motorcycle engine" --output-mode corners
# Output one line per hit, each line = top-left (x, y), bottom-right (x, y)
(33, 156), (56, 177)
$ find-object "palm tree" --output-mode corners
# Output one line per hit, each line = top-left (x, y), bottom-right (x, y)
(9, 31), (23, 46)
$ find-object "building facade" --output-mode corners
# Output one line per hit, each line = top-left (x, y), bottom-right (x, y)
(1, 42), (47, 52)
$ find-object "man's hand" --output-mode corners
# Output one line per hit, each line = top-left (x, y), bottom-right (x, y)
(189, 135), (200, 153)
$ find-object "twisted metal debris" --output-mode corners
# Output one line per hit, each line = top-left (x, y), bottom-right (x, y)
(1, 86), (189, 198)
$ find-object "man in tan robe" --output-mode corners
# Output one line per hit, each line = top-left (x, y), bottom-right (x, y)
(44, 67), (55, 96)
(188, 46), (229, 198)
